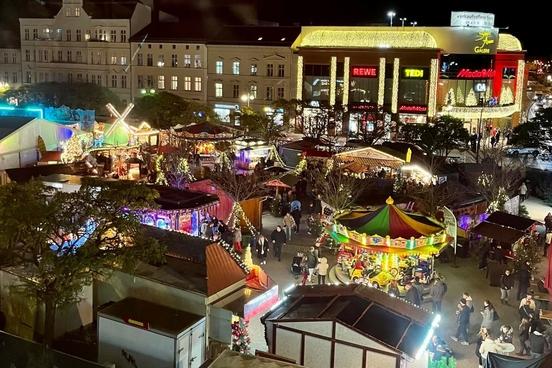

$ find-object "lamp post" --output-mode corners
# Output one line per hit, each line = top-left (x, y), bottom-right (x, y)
(410, 21), (418, 27)
(241, 94), (254, 107)
(399, 17), (407, 27)
(387, 11), (396, 26)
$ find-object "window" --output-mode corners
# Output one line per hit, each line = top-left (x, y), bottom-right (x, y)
(278, 64), (285, 77)
(3, 53), (7, 64)
(76, 29), (82, 41)
(194, 55), (201, 68)
(266, 64), (274, 77)
(110, 30), (116, 42)
(76, 51), (82, 63)
(26, 72), (32, 83)
(184, 54), (191, 67)
(12, 72), (17, 83)
(58, 50), (63, 62)
(137, 53), (143, 66)
(121, 56), (127, 65)
(77, 73), (83, 82)
(171, 76), (178, 90)
(215, 82), (223, 97)
(277, 87), (285, 99)
(158, 55), (164, 67)
(111, 75), (117, 88)
(233, 84), (240, 98)
(194, 77), (202, 91)
(37, 50), (42, 62)
(11, 53), (16, 63)
(24, 29), (30, 41)
(3, 72), (7, 82)
(25, 50), (30, 62)
(75, 7), (81, 16)
(266, 86), (273, 101)
(250, 64), (257, 76)
(121, 75), (127, 88)
(43, 50), (48, 62)
(68, 73), (73, 83)
(196, 45), (200, 50)
(232, 61), (240, 75)
(147, 75), (153, 88)
(65, 29), (71, 41)
(147, 54), (153, 66)
(171, 54), (177, 67)
(215, 60), (223, 74)
(250, 84), (257, 98)
(67, 50), (72, 62)
(158, 75), (165, 89)
(185, 45), (189, 50)
(137, 75), (144, 88)
(33, 29), (38, 40)
(184, 76), (191, 91)
(159, 45), (163, 49)
(91, 75), (96, 84)
(120, 30), (127, 43)
(111, 56), (117, 65)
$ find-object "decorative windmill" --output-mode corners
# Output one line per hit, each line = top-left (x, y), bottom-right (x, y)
(103, 102), (135, 146)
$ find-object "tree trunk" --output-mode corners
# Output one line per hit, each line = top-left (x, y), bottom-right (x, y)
(43, 298), (56, 347)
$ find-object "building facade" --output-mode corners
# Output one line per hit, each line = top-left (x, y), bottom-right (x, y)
(206, 26), (300, 123)
(0, 43), (22, 91)
(129, 23), (208, 103)
(19, 0), (152, 104)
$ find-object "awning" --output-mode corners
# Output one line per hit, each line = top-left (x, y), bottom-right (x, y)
(471, 221), (525, 244)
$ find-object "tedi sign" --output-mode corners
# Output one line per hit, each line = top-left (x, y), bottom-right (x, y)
(456, 68), (495, 79)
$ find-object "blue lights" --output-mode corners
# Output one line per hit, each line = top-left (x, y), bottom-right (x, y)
(0, 105), (44, 119)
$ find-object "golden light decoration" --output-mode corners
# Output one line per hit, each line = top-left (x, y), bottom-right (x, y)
(378, 57), (386, 106)
(330, 56), (337, 106)
(391, 58), (399, 113)
(515, 60), (525, 112)
(442, 104), (519, 119)
(296, 55), (303, 100)
(343, 57), (350, 106)
(497, 34), (522, 51)
(428, 58), (439, 117)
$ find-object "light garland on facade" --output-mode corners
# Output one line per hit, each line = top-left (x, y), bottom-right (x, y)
(515, 60), (525, 112)
(330, 56), (337, 106)
(427, 58), (439, 117)
(378, 57), (386, 107)
(497, 34), (522, 52)
(441, 104), (519, 119)
(342, 57), (350, 106)
(296, 56), (303, 101)
(225, 202), (257, 236)
(391, 58), (400, 113)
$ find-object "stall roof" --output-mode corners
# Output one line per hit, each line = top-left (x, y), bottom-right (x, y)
(262, 284), (433, 359)
(471, 221), (526, 244)
(149, 185), (219, 211)
(99, 297), (203, 338)
(486, 211), (538, 231)
(5, 163), (88, 182)
(208, 350), (303, 368)
(334, 147), (405, 171)
(0, 116), (34, 140)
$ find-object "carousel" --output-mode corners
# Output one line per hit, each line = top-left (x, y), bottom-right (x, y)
(329, 197), (449, 291)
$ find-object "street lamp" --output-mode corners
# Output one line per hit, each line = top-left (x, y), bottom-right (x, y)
(241, 94), (254, 107)
(387, 11), (396, 26)
(410, 21), (418, 27)
(399, 17), (407, 27)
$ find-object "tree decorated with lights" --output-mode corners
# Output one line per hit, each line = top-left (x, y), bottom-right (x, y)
(456, 85), (464, 105)
(61, 134), (83, 163)
(155, 155), (167, 186)
(513, 235), (542, 273)
(155, 152), (195, 189)
(295, 155), (307, 175)
(465, 88), (478, 106)
(500, 85), (514, 105)
(445, 88), (456, 106)
(242, 245), (253, 268)
(231, 319), (251, 354)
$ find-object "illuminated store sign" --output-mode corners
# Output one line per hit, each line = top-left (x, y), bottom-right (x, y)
(473, 31), (495, 54)
(399, 105), (428, 113)
(351, 66), (377, 78)
(456, 68), (495, 79)
(401, 68), (428, 79)
(350, 103), (379, 111)
(474, 82), (487, 92)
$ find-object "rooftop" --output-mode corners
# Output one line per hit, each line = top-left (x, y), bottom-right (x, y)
(129, 21), (212, 43)
(209, 25), (301, 46)
(0, 116), (34, 140)
(99, 297), (203, 338)
(149, 185), (219, 211)
(208, 350), (302, 368)
(5, 163), (89, 182)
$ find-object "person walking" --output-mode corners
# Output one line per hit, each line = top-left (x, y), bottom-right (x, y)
(430, 276), (447, 313)
(479, 333), (500, 367)
(315, 257), (329, 285)
(290, 198), (302, 233)
(480, 300), (498, 336)
(300, 257), (309, 286)
(233, 226), (242, 253)
(519, 294), (537, 320)
(282, 213), (296, 241)
(516, 262), (531, 301)
(451, 298), (470, 346)
(500, 269), (514, 305)
(475, 328), (488, 368)
(518, 318), (531, 356)
(405, 282), (422, 307)
(271, 226), (286, 262)
(306, 247), (317, 282)
(545, 212), (552, 232)
(529, 325), (548, 359)
(256, 234), (269, 265)
(519, 181), (528, 202)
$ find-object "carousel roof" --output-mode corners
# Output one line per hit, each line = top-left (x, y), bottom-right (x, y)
(173, 122), (240, 139)
(336, 197), (444, 239)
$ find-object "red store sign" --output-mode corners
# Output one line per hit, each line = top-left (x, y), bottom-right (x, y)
(399, 105), (428, 113)
(351, 66), (377, 78)
(456, 68), (495, 79)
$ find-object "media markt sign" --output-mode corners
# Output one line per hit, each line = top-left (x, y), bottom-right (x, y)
(451, 11), (495, 28)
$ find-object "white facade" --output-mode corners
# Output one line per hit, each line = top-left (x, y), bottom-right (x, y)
(130, 41), (207, 102)
(19, 0), (151, 103)
(0, 48), (22, 90)
(207, 44), (296, 121)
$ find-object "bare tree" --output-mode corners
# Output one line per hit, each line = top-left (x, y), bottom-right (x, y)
(309, 166), (362, 213)
(210, 167), (269, 202)
(410, 181), (468, 217)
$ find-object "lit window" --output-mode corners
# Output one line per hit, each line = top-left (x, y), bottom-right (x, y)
(111, 56), (117, 65)
(184, 76), (191, 91)
(184, 54), (191, 67)
(171, 76), (178, 90)
(215, 60), (223, 74)
(158, 75), (165, 89)
(232, 61), (240, 75)
(121, 56), (127, 65)
(250, 64), (257, 76)
(250, 84), (257, 98)
(215, 82), (223, 97)
(157, 55), (164, 67)
(110, 30), (116, 42)
(194, 55), (201, 68)
(194, 77), (202, 91)
(120, 30), (127, 43)
(75, 7), (81, 16)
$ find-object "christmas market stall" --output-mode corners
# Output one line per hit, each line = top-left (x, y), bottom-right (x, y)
(234, 138), (286, 171)
(330, 197), (449, 289)
(334, 146), (405, 178)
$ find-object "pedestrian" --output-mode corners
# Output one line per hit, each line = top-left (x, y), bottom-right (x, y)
(430, 276), (447, 313)
(451, 298), (470, 346)
(233, 226), (242, 253)
(518, 317), (531, 356)
(519, 181), (528, 202)
(200, 220), (208, 237)
(479, 332), (500, 367)
(480, 300), (498, 335)
(291, 209), (302, 233)
(404, 282), (422, 307)
(518, 293), (537, 320)
(205, 222), (214, 240)
(499, 269), (514, 305)
(545, 213), (552, 232)
(256, 234), (269, 265)
(463, 292), (474, 312)
(413, 276), (424, 303)
(315, 257), (329, 285)
(271, 225), (286, 262)
(529, 325), (548, 359)
(545, 231), (552, 257)
(388, 279), (400, 298)
(516, 261), (531, 301)
(312, 194), (322, 217)
(428, 335), (453, 363)
(497, 325), (513, 344)
(306, 247), (317, 282)
(282, 213), (296, 241)
(475, 328), (488, 368)
(300, 257), (309, 286)
(290, 198), (301, 213)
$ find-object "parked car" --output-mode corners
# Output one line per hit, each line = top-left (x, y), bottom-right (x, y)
(505, 146), (542, 157)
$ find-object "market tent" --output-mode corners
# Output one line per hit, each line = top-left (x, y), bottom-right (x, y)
(173, 122), (240, 140)
(471, 221), (526, 244)
(487, 352), (552, 368)
(334, 146), (405, 172)
(485, 211), (538, 232)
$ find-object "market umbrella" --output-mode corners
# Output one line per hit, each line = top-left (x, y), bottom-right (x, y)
(264, 179), (291, 189)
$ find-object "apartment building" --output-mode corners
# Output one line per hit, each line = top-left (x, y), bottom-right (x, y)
(206, 26), (300, 122)
(0, 30), (22, 91)
(19, 0), (152, 103)
(129, 22), (208, 102)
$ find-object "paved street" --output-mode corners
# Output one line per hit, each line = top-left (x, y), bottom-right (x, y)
(247, 200), (551, 367)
